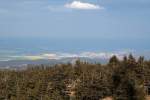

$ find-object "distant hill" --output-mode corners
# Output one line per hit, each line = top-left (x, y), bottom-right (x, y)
(0, 57), (108, 69)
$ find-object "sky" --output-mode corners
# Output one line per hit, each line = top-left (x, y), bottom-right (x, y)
(0, 0), (150, 53)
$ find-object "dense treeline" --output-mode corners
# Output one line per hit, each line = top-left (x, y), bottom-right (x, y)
(0, 55), (150, 100)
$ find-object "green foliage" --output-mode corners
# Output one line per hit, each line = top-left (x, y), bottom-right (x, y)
(0, 55), (149, 100)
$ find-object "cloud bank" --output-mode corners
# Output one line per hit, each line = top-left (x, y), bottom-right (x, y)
(9, 52), (129, 61)
(65, 1), (103, 10)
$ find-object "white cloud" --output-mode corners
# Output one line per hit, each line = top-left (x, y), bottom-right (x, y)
(65, 1), (104, 10)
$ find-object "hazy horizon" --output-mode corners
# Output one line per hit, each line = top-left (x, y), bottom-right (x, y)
(0, 0), (150, 61)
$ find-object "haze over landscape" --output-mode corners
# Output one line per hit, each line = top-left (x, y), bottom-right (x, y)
(0, 0), (150, 63)
(1, 0), (150, 100)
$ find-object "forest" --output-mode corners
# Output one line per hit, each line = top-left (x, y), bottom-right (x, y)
(0, 54), (150, 100)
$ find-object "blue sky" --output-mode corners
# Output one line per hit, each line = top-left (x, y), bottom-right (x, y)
(0, 0), (150, 52)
